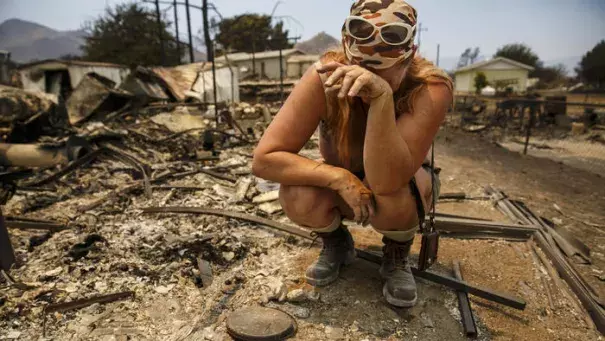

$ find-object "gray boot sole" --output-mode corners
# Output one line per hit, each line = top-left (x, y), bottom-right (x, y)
(382, 283), (417, 308)
(305, 250), (357, 287)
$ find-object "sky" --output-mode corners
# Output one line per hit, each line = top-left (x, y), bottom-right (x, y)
(1, 0), (604, 70)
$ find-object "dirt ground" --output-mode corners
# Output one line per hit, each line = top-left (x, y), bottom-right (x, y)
(1, 122), (604, 340)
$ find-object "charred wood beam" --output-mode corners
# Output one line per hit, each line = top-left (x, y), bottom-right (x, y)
(141, 206), (527, 310)
(0, 211), (15, 272)
(5, 216), (67, 232)
(21, 148), (105, 188)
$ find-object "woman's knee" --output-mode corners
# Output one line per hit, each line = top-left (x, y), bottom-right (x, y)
(279, 185), (337, 225)
(370, 186), (418, 232)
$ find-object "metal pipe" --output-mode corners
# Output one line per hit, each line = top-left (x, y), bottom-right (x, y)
(185, 0), (194, 63)
(0, 143), (68, 168)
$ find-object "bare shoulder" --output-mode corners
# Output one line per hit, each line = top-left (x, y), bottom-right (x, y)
(409, 82), (452, 120)
(424, 83), (453, 110)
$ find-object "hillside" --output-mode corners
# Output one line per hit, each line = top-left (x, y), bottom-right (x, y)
(0, 18), (85, 62)
(295, 32), (339, 55)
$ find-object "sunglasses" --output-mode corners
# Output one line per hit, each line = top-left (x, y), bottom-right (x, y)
(345, 16), (416, 46)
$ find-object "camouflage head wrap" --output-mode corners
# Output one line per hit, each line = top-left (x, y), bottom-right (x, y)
(342, 0), (418, 69)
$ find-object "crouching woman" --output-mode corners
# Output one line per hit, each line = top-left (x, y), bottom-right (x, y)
(252, 0), (452, 307)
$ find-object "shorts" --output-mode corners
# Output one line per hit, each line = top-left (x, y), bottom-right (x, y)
(352, 163), (441, 199)
(353, 163), (441, 223)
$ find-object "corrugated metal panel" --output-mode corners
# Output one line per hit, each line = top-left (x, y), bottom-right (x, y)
(192, 66), (239, 103)
(67, 66), (130, 89)
(151, 62), (209, 101)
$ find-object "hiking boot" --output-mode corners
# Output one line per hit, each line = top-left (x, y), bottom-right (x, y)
(380, 236), (417, 307)
(305, 225), (356, 287)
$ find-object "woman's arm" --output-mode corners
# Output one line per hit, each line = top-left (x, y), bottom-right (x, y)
(253, 64), (376, 224)
(318, 63), (452, 195)
(363, 84), (451, 195)
(252, 65), (342, 188)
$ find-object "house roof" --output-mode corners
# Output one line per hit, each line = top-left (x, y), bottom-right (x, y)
(18, 59), (128, 70)
(215, 49), (303, 63)
(454, 57), (535, 73)
(287, 54), (320, 63)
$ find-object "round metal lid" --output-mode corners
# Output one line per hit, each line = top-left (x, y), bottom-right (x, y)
(226, 306), (297, 341)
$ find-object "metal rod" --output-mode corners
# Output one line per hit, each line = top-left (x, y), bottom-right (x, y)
(154, 0), (166, 66)
(523, 107), (532, 155)
(185, 0), (194, 63)
(44, 291), (134, 314)
(279, 46), (284, 103)
(355, 249), (526, 310)
(173, 0), (181, 63)
(211, 43), (218, 125)
(436, 43), (440, 67)
(252, 27), (257, 80)
(454, 261), (478, 337)
(141, 206), (527, 311)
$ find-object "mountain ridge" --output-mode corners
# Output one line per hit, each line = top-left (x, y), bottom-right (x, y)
(0, 18), (85, 62)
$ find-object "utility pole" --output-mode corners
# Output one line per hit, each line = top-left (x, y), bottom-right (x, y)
(274, 35), (300, 103)
(436, 44), (440, 67)
(252, 27), (256, 80)
(154, 0), (166, 65)
(173, 0), (181, 63)
(185, 0), (194, 63)
(417, 22), (428, 50)
(201, 0), (218, 124)
(202, 0), (213, 61)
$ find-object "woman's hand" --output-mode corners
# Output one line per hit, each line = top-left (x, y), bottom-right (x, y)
(316, 62), (392, 102)
(331, 169), (376, 226)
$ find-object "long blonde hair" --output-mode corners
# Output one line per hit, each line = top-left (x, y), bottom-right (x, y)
(320, 49), (453, 167)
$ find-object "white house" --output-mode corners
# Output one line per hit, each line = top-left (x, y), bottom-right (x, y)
(214, 49), (305, 80)
(454, 57), (535, 94)
(287, 54), (320, 78)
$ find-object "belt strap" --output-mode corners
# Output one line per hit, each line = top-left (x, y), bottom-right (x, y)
(409, 176), (426, 232)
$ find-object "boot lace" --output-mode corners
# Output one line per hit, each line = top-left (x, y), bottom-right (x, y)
(384, 242), (410, 271)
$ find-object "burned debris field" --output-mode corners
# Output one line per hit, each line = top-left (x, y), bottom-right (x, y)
(1, 0), (605, 340)
(0, 72), (604, 340)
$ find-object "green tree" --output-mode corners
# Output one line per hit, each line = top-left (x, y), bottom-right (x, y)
(81, 3), (181, 67)
(494, 43), (542, 76)
(474, 72), (488, 94)
(216, 14), (292, 54)
(534, 64), (568, 89)
(576, 40), (605, 88)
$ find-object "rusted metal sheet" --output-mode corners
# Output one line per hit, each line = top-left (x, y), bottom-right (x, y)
(119, 67), (171, 102)
(66, 73), (132, 126)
